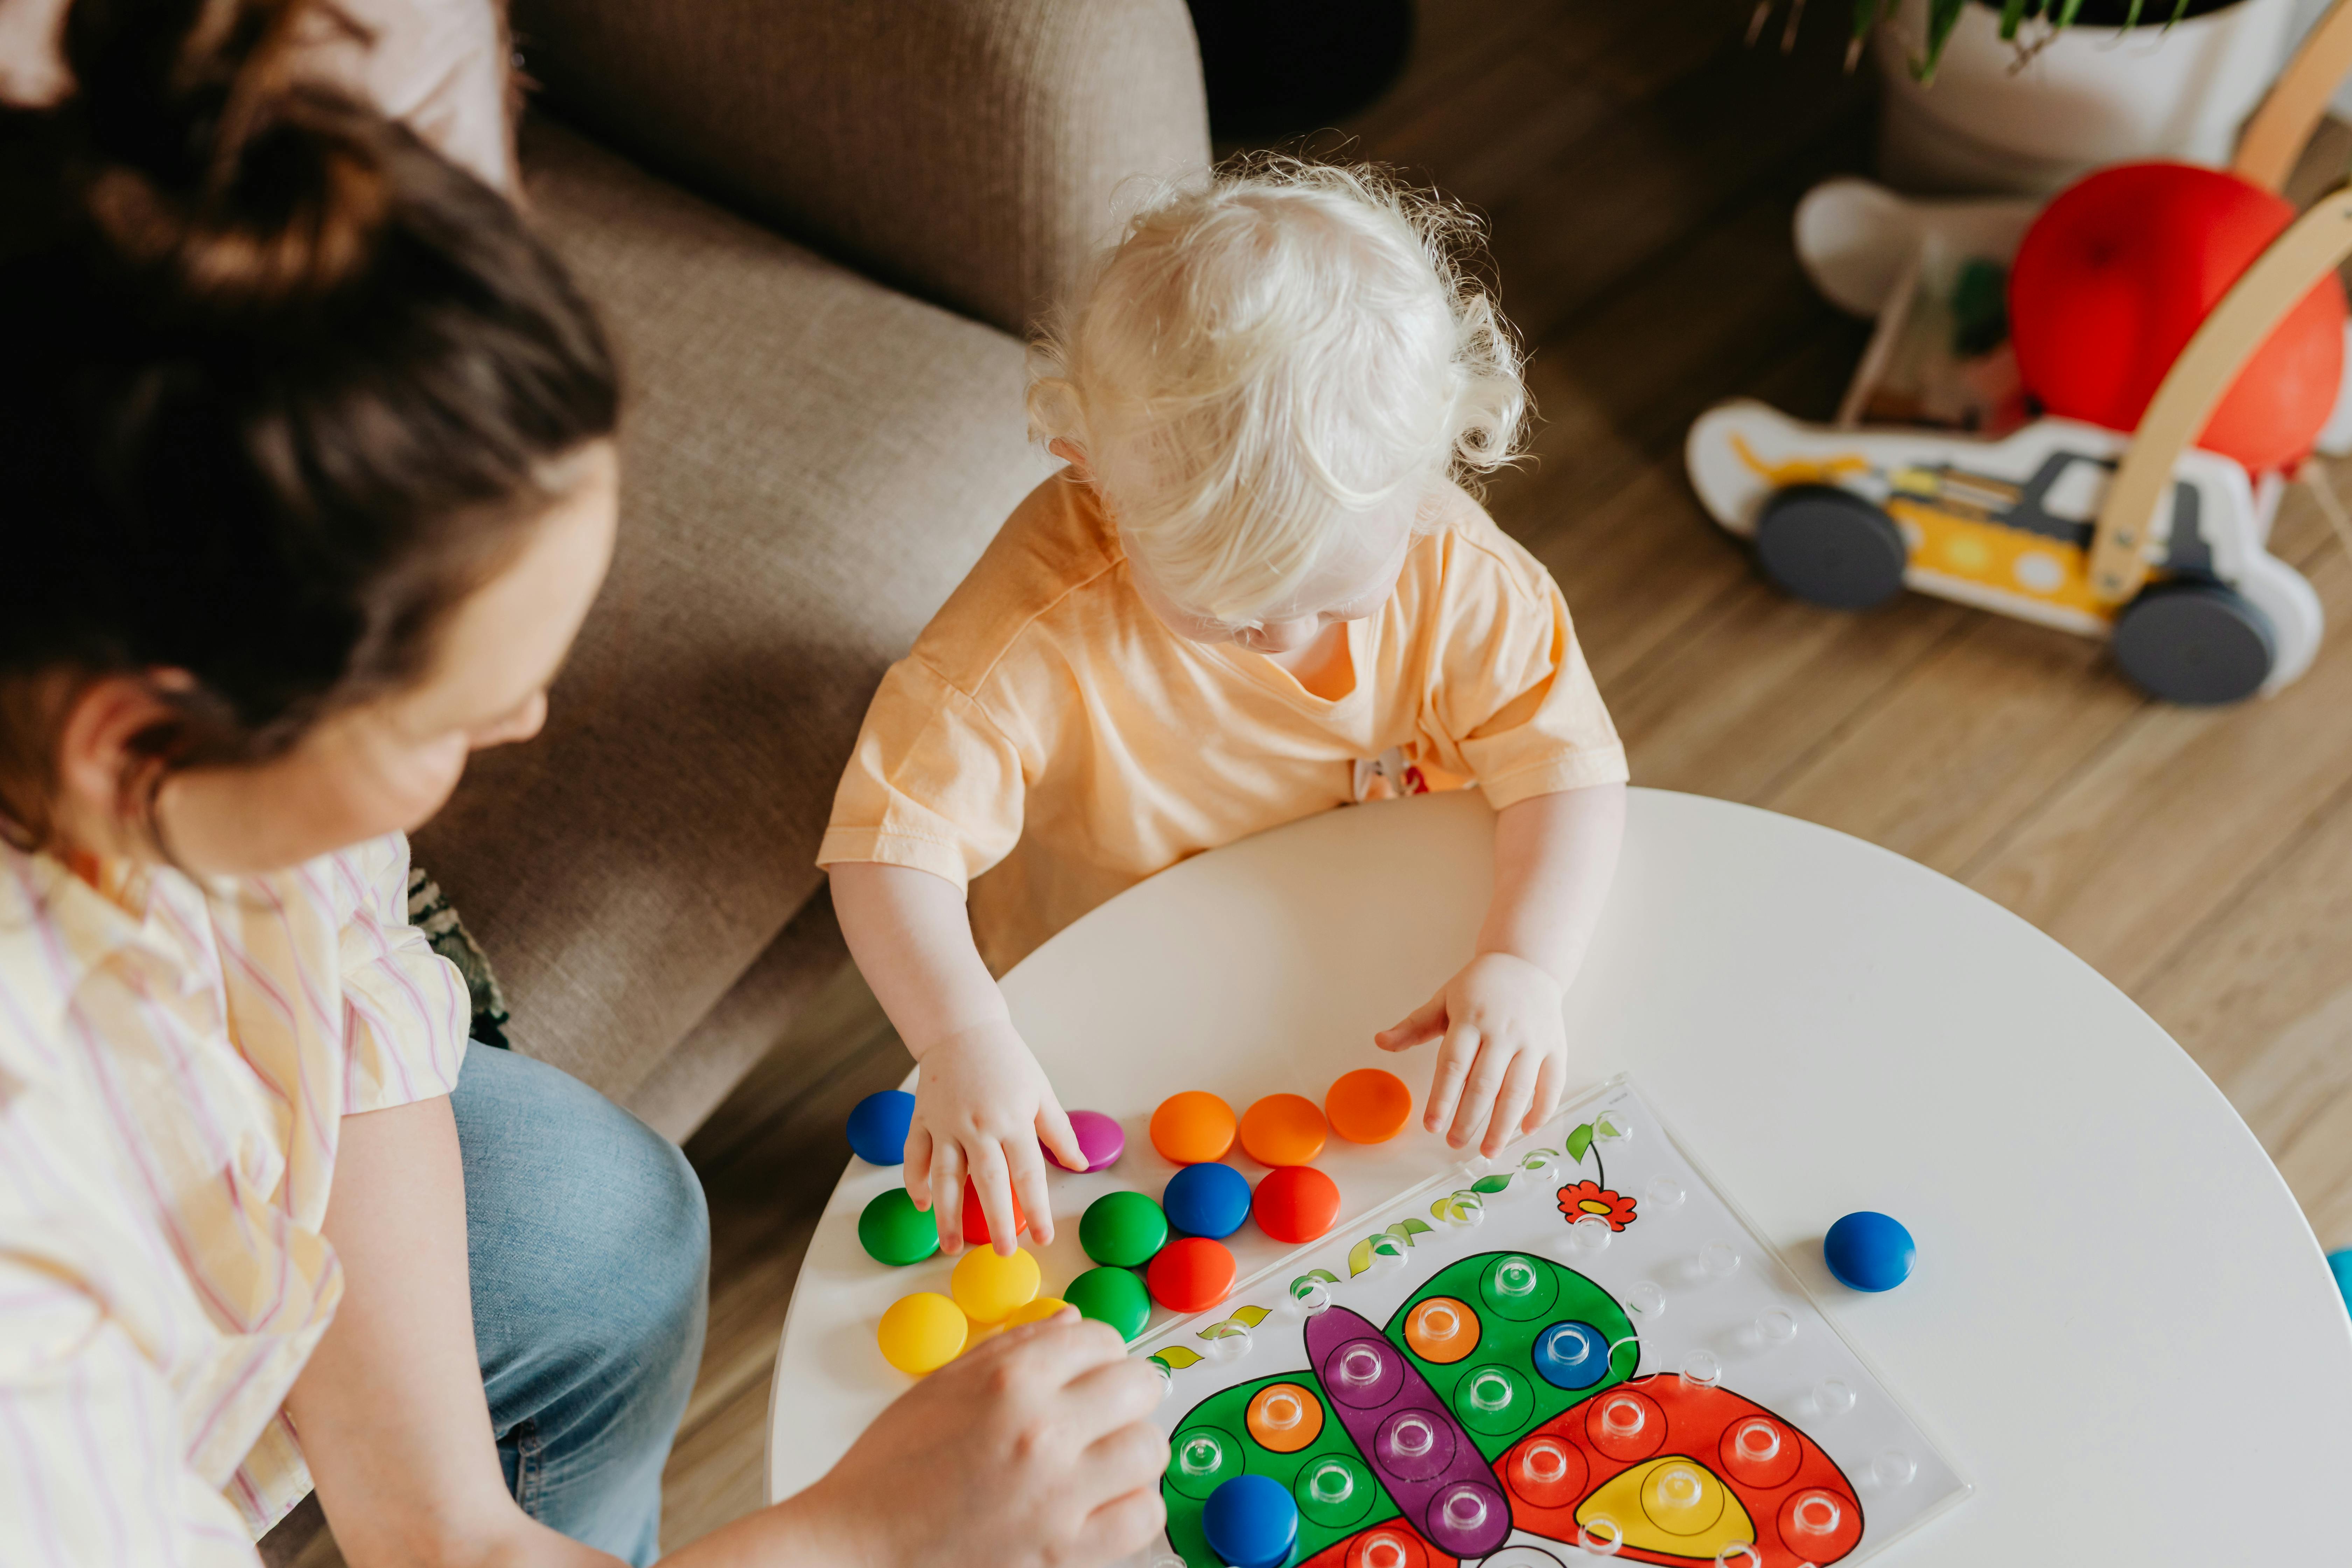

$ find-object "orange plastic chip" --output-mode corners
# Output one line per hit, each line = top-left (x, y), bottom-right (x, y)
(1149, 1091), (1237, 1164)
(1326, 1068), (1412, 1144)
(1239, 1093), (1328, 1167)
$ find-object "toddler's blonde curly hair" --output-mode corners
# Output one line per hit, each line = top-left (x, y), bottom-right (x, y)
(1027, 158), (1528, 625)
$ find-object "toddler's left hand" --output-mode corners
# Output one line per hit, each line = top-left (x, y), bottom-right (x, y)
(1375, 952), (1567, 1156)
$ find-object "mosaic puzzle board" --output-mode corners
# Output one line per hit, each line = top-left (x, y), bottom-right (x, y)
(1129, 1078), (1969, 1568)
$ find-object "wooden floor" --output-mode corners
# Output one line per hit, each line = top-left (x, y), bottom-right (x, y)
(295, 5), (2352, 1561)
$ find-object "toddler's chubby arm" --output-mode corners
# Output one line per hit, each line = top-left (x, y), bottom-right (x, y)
(1376, 781), (1626, 1157)
(830, 861), (1085, 1255)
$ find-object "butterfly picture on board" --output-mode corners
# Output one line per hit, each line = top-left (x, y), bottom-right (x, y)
(1154, 1122), (1864, 1568)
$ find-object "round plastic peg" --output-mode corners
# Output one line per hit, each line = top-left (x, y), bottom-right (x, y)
(1080, 1190), (1170, 1267)
(1325, 1068), (1412, 1144)
(875, 1292), (966, 1375)
(950, 1244), (1041, 1324)
(1150, 1091), (1237, 1164)
(1201, 1474), (1298, 1568)
(845, 1090), (915, 1166)
(1147, 1236), (1238, 1313)
(1045, 1110), (1126, 1172)
(857, 1188), (939, 1266)
(1164, 1161), (1252, 1239)
(1239, 1093), (1329, 1166)
(1253, 1165), (1342, 1243)
(1001, 1295), (1070, 1328)
(1825, 1211), (1914, 1292)
(1065, 1265), (1152, 1341)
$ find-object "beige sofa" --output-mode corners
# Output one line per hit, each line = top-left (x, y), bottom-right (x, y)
(414, 1), (1212, 1141)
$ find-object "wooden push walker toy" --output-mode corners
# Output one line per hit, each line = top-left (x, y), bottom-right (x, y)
(1686, 0), (2352, 705)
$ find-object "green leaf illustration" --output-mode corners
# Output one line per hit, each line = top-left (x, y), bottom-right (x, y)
(1348, 1238), (1374, 1277)
(1227, 1304), (1270, 1329)
(1152, 1346), (1202, 1371)
(1371, 1233), (1406, 1259)
(1429, 1190), (1485, 1226)
(1470, 1174), (1513, 1195)
(1391, 1218), (1433, 1241)
(1200, 1318), (1248, 1341)
(1304, 1268), (1340, 1286)
(1596, 1112), (1625, 1140)
(1566, 1122), (1595, 1163)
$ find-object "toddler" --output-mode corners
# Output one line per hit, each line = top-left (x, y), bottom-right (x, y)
(821, 161), (1628, 1253)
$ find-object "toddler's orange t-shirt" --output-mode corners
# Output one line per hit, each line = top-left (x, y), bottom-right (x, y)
(818, 470), (1628, 973)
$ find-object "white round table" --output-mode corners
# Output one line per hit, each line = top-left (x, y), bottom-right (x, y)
(768, 788), (2352, 1562)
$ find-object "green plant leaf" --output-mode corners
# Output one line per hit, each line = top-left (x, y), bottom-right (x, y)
(1849, 0), (1884, 42)
(1997, 0), (2027, 38)
(1566, 1123), (1595, 1164)
(1152, 1346), (1201, 1371)
(1228, 1304), (1270, 1329)
(1470, 1173), (1513, 1195)
(1918, 0), (1968, 80)
(1349, 1238), (1374, 1277)
(2055, 0), (2085, 22)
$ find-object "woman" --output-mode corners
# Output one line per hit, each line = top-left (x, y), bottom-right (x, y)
(0, 1), (1168, 1564)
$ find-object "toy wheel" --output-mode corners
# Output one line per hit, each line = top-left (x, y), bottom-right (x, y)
(1752, 485), (1907, 611)
(2112, 582), (2275, 706)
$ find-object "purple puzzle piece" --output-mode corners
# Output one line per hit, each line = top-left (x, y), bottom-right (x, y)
(1304, 1306), (1511, 1559)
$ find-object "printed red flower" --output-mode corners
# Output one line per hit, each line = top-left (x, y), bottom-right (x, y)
(1558, 1180), (1637, 1231)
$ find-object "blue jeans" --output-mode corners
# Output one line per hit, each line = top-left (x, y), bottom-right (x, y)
(449, 1042), (709, 1566)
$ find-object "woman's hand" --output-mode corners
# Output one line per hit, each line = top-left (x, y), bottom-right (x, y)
(1377, 951), (1566, 1155)
(755, 1311), (1168, 1568)
(906, 1017), (1079, 1254)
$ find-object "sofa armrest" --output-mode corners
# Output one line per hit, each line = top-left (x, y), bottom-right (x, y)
(509, 0), (1210, 336)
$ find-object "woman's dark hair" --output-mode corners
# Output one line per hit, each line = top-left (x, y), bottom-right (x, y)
(0, 0), (618, 850)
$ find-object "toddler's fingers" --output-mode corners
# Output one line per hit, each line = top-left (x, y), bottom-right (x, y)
(1525, 1052), (1566, 1133)
(1036, 1094), (1085, 1176)
(930, 1138), (967, 1254)
(966, 1141), (1021, 1258)
(903, 1121), (936, 1209)
(1439, 1034), (1514, 1147)
(1447, 1034), (1514, 1149)
(1483, 1047), (1542, 1159)
(1008, 1135), (1057, 1248)
(1377, 990), (1448, 1052)
(1423, 1022), (1479, 1136)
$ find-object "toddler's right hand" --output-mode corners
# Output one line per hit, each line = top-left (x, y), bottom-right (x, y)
(906, 1018), (1083, 1254)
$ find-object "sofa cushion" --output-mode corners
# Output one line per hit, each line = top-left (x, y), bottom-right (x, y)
(509, 0), (1210, 337)
(413, 115), (1051, 1104)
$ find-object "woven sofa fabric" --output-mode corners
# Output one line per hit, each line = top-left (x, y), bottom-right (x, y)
(414, 117), (1052, 1105)
(508, 0), (1212, 337)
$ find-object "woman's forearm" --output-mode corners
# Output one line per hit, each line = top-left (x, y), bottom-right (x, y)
(1476, 782), (1626, 989)
(828, 861), (1009, 1059)
(288, 1096), (616, 1568)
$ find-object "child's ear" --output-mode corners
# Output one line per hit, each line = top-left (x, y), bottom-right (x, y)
(1047, 438), (1094, 484)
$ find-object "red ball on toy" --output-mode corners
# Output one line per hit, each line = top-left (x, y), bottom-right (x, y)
(2008, 162), (2345, 474)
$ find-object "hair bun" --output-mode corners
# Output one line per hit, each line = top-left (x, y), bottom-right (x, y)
(60, 0), (389, 305)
